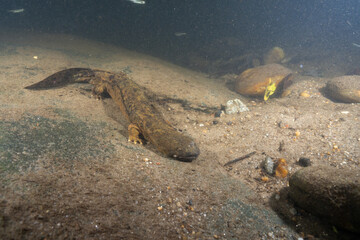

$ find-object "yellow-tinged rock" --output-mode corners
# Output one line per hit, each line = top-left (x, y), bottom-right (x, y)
(235, 64), (292, 97)
(264, 47), (285, 64)
(275, 158), (288, 178)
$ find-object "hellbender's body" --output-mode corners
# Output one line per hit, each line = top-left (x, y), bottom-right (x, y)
(25, 68), (200, 161)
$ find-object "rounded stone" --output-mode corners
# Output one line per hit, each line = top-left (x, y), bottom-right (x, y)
(224, 99), (249, 114)
(298, 157), (311, 167)
(263, 47), (285, 65)
(262, 156), (274, 175)
(289, 165), (360, 233)
(325, 75), (360, 103)
(235, 64), (292, 97)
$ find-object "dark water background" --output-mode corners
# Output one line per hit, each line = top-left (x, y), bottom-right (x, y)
(1, 0), (359, 73)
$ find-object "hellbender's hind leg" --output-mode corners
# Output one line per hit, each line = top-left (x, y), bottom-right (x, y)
(91, 83), (108, 100)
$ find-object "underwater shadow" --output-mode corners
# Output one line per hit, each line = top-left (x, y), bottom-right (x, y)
(318, 86), (358, 104)
(318, 86), (340, 103)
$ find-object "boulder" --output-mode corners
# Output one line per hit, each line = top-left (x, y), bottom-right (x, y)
(289, 165), (360, 233)
(235, 64), (292, 97)
(325, 75), (360, 103)
(264, 47), (285, 65)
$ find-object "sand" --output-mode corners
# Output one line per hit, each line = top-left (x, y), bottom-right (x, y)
(0, 30), (359, 239)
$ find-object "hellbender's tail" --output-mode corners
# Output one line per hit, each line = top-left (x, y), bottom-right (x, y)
(25, 68), (95, 89)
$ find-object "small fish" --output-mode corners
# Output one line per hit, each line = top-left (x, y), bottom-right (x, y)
(264, 78), (276, 101)
(174, 32), (187, 37)
(8, 8), (25, 13)
(352, 43), (360, 48)
(127, 0), (145, 4)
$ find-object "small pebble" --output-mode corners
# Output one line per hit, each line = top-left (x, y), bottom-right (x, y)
(289, 207), (297, 215)
(267, 232), (275, 238)
(262, 156), (274, 175)
(300, 90), (310, 98)
(298, 157), (311, 167)
(214, 110), (223, 118)
(225, 99), (249, 114)
(261, 176), (269, 182)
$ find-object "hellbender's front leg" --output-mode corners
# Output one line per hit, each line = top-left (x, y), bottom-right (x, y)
(128, 123), (145, 144)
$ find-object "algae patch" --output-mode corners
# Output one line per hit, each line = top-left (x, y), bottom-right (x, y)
(0, 114), (114, 178)
(211, 199), (286, 238)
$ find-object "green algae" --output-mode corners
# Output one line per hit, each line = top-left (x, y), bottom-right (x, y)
(0, 111), (114, 180)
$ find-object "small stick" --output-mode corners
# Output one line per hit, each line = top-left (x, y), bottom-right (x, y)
(224, 151), (256, 167)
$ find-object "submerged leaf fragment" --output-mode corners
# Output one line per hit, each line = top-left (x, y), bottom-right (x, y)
(264, 78), (277, 101)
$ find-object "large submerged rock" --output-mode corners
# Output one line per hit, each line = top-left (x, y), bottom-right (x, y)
(289, 165), (360, 233)
(263, 47), (285, 65)
(235, 64), (292, 97)
(325, 75), (360, 103)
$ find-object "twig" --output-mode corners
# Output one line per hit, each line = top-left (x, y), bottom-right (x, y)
(224, 151), (256, 167)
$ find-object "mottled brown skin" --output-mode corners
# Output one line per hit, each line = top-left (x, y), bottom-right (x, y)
(25, 68), (200, 161)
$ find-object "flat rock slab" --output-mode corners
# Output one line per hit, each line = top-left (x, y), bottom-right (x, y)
(289, 165), (360, 233)
(325, 75), (360, 103)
